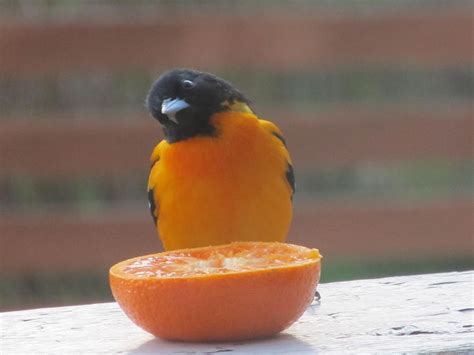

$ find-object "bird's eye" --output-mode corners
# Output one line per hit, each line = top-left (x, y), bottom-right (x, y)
(182, 80), (195, 90)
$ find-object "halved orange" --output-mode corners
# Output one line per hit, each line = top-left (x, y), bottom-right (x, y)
(109, 241), (321, 342)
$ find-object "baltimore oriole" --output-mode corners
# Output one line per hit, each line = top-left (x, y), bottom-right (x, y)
(146, 69), (294, 250)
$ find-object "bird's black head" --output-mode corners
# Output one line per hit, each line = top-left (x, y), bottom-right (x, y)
(146, 69), (252, 143)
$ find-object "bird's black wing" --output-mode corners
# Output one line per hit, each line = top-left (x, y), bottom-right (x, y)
(260, 120), (295, 200)
(147, 158), (160, 226)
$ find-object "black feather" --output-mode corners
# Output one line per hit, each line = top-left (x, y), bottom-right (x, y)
(147, 188), (157, 226)
(286, 163), (295, 200)
(271, 131), (287, 147)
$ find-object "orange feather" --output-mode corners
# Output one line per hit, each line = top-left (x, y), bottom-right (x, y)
(148, 111), (293, 250)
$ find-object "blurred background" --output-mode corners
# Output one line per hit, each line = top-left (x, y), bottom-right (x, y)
(0, 0), (472, 311)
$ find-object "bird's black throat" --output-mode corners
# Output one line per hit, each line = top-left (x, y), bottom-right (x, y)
(161, 107), (218, 143)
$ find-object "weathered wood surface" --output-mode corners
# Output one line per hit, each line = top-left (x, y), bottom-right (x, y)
(2, 271), (472, 353)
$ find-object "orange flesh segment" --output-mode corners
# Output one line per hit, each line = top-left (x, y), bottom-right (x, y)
(122, 243), (321, 278)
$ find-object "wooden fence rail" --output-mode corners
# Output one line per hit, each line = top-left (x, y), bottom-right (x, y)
(1, 11), (472, 74)
(1, 107), (471, 176)
(1, 199), (472, 273)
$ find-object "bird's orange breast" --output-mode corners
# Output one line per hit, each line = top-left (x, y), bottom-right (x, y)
(149, 111), (292, 250)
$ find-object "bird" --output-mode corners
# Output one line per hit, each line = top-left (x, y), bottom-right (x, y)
(145, 68), (294, 251)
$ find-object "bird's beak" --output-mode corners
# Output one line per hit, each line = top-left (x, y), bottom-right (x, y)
(161, 98), (190, 124)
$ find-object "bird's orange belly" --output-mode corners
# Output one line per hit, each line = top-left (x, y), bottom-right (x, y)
(158, 170), (292, 250)
(156, 136), (292, 250)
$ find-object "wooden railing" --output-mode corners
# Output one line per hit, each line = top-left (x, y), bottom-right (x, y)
(2, 271), (472, 353)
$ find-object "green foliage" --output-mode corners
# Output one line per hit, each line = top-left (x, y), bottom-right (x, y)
(2, 161), (472, 211)
(321, 256), (474, 283)
(1, 67), (473, 115)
